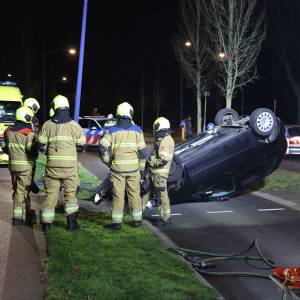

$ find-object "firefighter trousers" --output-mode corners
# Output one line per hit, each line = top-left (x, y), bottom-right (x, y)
(142, 173), (171, 221)
(11, 169), (32, 220)
(41, 167), (79, 223)
(111, 170), (142, 223)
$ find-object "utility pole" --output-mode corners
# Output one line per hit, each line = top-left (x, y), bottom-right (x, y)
(42, 41), (46, 122)
(74, 0), (88, 122)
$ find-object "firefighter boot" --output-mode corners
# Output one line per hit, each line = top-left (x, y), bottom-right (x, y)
(131, 221), (142, 228)
(42, 223), (52, 234)
(66, 212), (80, 231)
(104, 223), (122, 231)
(12, 218), (25, 225)
(26, 209), (37, 227)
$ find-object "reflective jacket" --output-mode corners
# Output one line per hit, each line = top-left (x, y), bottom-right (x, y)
(4, 126), (37, 172)
(99, 123), (146, 173)
(148, 134), (175, 178)
(38, 120), (85, 168)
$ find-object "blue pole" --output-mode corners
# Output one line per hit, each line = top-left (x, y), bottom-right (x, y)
(74, 0), (88, 121)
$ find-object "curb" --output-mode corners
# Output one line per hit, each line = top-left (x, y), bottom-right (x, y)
(143, 220), (225, 300)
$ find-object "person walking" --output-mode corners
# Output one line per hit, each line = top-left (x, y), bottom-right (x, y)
(143, 117), (175, 225)
(99, 101), (146, 230)
(37, 95), (85, 234)
(3, 106), (38, 225)
(184, 115), (194, 141)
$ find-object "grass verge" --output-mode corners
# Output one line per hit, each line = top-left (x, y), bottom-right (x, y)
(255, 168), (300, 192)
(35, 153), (100, 199)
(46, 210), (216, 300)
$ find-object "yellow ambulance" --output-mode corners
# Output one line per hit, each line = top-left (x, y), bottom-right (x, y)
(0, 81), (23, 164)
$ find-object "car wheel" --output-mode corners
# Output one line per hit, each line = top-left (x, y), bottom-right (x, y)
(214, 108), (239, 126)
(250, 108), (275, 137)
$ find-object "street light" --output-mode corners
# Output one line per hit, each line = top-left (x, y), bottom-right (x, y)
(7, 74), (12, 78)
(180, 41), (192, 122)
(62, 76), (68, 82)
(42, 46), (76, 121)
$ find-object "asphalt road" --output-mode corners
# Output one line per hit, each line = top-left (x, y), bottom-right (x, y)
(280, 155), (300, 172)
(79, 151), (300, 300)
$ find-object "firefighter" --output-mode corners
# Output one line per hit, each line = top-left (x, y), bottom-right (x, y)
(37, 95), (85, 234)
(23, 97), (40, 133)
(3, 106), (38, 225)
(143, 117), (175, 225)
(23, 97), (41, 194)
(99, 102), (146, 230)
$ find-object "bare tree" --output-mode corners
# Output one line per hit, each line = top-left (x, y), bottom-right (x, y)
(204, 0), (266, 108)
(174, 0), (209, 133)
(274, 0), (300, 122)
(153, 68), (165, 119)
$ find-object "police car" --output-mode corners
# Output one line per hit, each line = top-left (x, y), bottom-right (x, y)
(79, 116), (108, 147)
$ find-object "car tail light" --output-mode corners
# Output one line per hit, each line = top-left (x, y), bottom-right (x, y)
(289, 137), (300, 145)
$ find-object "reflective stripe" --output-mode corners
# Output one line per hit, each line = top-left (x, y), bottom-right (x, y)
(13, 207), (23, 218)
(48, 136), (75, 142)
(65, 204), (79, 215)
(151, 168), (170, 174)
(112, 159), (138, 165)
(38, 135), (48, 143)
(132, 210), (142, 221)
(112, 143), (137, 149)
(8, 143), (25, 149)
(112, 210), (123, 222)
(48, 156), (77, 161)
(10, 160), (33, 165)
(41, 209), (55, 222)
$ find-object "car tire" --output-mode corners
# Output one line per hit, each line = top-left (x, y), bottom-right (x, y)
(214, 108), (239, 126)
(250, 108), (275, 137)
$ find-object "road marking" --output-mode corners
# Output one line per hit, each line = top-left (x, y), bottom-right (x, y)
(206, 210), (234, 214)
(252, 191), (300, 213)
(257, 208), (285, 212)
(151, 213), (183, 217)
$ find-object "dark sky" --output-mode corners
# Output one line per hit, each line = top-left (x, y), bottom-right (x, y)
(1, 0), (299, 127)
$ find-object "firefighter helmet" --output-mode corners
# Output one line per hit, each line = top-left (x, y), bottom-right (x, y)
(116, 102), (133, 119)
(153, 117), (170, 132)
(23, 98), (40, 114)
(51, 95), (69, 111)
(49, 108), (54, 117)
(16, 106), (34, 124)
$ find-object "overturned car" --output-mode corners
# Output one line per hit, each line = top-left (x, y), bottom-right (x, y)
(93, 108), (287, 205)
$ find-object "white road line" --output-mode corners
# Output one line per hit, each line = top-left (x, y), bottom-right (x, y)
(151, 213), (183, 217)
(257, 208), (285, 212)
(206, 210), (234, 214)
(252, 191), (300, 213)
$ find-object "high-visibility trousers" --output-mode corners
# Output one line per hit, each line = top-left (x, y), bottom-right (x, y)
(142, 173), (171, 221)
(111, 170), (142, 223)
(11, 169), (32, 220)
(41, 167), (79, 223)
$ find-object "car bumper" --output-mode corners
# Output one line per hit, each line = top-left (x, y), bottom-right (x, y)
(286, 146), (300, 155)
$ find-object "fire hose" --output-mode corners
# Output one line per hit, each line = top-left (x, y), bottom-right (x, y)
(171, 239), (300, 300)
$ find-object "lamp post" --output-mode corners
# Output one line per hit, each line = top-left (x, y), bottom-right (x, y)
(42, 45), (76, 121)
(74, 0), (88, 122)
(180, 41), (192, 122)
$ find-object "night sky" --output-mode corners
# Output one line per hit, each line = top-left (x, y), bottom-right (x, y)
(1, 0), (299, 128)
